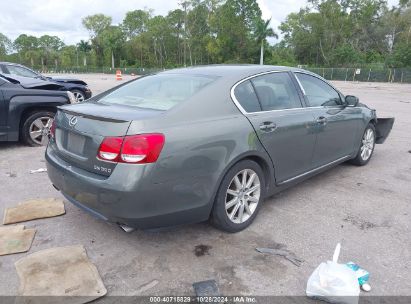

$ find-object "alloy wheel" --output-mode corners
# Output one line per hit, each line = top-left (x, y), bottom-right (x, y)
(225, 169), (261, 224)
(29, 117), (53, 145)
(73, 91), (85, 102)
(360, 128), (375, 161)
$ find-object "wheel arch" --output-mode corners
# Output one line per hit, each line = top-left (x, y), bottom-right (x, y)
(207, 151), (275, 218)
(369, 117), (377, 127)
(19, 106), (56, 138)
(69, 87), (86, 94)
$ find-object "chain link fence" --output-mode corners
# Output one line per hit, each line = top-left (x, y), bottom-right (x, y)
(34, 65), (411, 83)
(305, 67), (411, 83)
(34, 66), (161, 76)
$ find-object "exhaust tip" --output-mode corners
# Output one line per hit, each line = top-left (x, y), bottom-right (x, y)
(118, 223), (135, 233)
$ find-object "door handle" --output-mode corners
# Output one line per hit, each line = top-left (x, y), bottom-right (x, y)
(259, 122), (277, 132)
(316, 116), (328, 125)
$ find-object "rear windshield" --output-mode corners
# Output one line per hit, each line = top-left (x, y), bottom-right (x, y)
(98, 74), (216, 110)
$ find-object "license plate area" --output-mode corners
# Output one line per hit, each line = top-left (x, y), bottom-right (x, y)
(66, 132), (86, 155)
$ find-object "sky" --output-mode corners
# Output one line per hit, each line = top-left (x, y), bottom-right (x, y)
(0, 0), (400, 45)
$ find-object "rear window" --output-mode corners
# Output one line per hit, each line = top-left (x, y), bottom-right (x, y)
(98, 74), (216, 110)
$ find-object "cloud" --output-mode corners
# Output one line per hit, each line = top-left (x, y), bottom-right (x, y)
(0, 0), (400, 46)
(257, 0), (307, 43)
(0, 0), (178, 44)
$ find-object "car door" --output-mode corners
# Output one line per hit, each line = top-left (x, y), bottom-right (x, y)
(232, 72), (318, 183)
(294, 72), (361, 166)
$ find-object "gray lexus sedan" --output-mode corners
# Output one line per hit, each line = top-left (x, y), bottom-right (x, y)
(45, 65), (394, 232)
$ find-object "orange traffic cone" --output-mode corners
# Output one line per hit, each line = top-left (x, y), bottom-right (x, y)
(116, 70), (122, 81)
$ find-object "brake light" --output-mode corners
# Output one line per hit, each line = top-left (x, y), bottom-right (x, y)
(50, 120), (56, 139)
(97, 133), (165, 164)
(98, 137), (123, 161)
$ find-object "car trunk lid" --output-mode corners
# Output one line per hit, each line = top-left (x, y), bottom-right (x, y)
(52, 102), (163, 176)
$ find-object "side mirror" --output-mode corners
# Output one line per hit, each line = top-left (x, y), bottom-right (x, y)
(345, 95), (359, 107)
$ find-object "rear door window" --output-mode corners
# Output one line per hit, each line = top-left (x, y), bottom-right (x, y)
(251, 73), (302, 111)
(99, 74), (216, 111)
(233, 80), (261, 112)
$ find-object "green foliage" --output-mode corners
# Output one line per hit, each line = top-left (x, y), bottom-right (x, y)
(267, 43), (297, 66)
(0, 33), (12, 59)
(2, 0), (411, 70)
(82, 14), (112, 37)
(122, 9), (151, 39)
(280, 0), (411, 67)
(208, 0), (263, 63)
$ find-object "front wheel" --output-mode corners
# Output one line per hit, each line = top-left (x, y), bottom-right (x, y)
(21, 111), (54, 146)
(70, 89), (86, 102)
(349, 123), (376, 166)
(211, 159), (265, 233)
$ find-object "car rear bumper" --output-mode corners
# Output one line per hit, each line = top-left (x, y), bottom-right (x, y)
(45, 146), (213, 229)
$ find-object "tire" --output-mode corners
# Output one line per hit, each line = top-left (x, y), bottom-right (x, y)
(21, 111), (55, 147)
(349, 123), (376, 166)
(211, 159), (265, 233)
(70, 89), (86, 102)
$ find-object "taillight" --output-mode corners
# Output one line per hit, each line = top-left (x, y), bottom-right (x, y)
(50, 120), (56, 139)
(97, 133), (165, 164)
(98, 137), (123, 161)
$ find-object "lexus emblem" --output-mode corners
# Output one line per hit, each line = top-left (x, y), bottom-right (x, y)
(69, 116), (78, 127)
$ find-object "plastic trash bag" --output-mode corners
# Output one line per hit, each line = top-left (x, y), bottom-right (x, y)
(306, 243), (360, 304)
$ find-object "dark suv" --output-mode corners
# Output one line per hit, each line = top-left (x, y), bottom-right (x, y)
(0, 62), (92, 102)
(0, 75), (74, 146)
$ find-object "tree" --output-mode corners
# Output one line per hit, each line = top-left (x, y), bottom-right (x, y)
(255, 18), (277, 65)
(38, 35), (64, 70)
(14, 34), (39, 66)
(60, 45), (77, 68)
(0, 33), (12, 59)
(82, 14), (112, 38)
(279, 0), (387, 66)
(77, 40), (91, 66)
(208, 0), (263, 63)
(187, 1), (210, 64)
(82, 14), (112, 67)
(122, 9), (151, 39)
(100, 26), (125, 68)
(5, 0), (411, 69)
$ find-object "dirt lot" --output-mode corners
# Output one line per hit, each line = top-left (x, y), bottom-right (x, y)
(0, 74), (410, 298)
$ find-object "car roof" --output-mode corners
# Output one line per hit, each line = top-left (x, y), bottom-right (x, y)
(160, 64), (306, 78)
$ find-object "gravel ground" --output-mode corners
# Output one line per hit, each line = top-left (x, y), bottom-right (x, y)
(0, 74), (410, 298)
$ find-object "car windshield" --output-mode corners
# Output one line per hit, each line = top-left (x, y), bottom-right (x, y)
(98, 74), (216, 111)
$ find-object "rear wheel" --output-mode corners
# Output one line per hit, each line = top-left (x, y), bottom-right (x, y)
(350, 123), (376, 166)
(211, 159), (265, 233)
(21, 111), (54, 146)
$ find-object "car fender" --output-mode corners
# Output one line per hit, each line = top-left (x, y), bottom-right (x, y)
(194, 149), (275, 219)
(57, 82), (84, 91)
(7, 94), (69, 140)
(52, 78), (88, 86)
